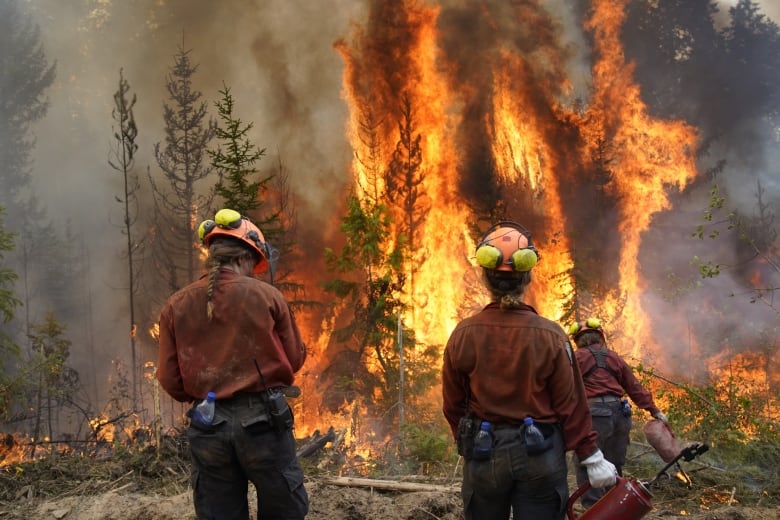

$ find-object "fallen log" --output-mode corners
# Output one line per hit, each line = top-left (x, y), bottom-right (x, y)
(320, 476), (459, 493)
(297, 427), (337, 458)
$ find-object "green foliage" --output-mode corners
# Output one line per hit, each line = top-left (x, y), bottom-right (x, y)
(401, 419), (458, 471)
(322, 193), (437, 430)
(208, 83), (268, 215)
(692, 182), (779, 312)
(637, 365), (779, 449)
(28, 312), (74, 393)
(0, 207), (21, 326)
(0, 206), (21, 396)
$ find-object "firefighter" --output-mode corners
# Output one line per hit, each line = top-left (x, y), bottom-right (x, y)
(568, 317), (668, 509)
(157, 209), (308, 520)
(442, 221), (616, 520)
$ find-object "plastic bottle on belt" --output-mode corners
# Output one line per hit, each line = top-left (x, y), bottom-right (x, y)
(621, 398), (632, 417)
(523, 417), (546, 454)
(193, 391), (216, 425)
(472, 421), (494, 460)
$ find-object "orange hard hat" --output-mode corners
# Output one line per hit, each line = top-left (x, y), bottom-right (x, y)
(197, 209), (269, 274)
(475, 222), (539, 272)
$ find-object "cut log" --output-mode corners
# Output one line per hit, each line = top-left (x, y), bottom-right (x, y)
(320, 476), (459, 493)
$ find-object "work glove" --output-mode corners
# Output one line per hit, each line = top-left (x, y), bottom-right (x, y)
(653, 411), (668, 423)
(581, 449), (617, 488)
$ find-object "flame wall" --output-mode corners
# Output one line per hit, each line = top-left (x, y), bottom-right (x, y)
(333, 0), (698, 364)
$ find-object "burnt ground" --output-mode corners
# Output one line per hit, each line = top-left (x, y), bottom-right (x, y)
(0, 435), (778, 520)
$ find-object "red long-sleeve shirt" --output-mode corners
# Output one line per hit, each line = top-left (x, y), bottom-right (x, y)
(442, 302), (599, 460)
(157, 269), (307, 402)
(574, 344), (661, 417)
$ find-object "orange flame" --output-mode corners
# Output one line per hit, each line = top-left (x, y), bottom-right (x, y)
(578, 0), (698, 359)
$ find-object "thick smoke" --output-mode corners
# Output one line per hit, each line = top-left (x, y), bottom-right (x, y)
(13, 0), (780, 407)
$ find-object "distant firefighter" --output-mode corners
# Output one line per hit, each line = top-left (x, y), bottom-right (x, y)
(568, 317), (668, 510)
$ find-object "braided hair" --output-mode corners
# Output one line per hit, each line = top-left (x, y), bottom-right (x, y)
(205, 237), (259, 320)
(482, 270), (531, 309)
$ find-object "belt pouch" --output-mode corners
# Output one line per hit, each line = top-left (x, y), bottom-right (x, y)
(267, 390), (294, 431)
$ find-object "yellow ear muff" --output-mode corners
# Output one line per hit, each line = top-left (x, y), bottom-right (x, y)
(585, 317), (601, 328)
(198, 220), (216, 242)
(215, 208), (242, 228)
(475, 244), (503, 269)
(567, 322), (581, 336)
(510, 248), (538, 272)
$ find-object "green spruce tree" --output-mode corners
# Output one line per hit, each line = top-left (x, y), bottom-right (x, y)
(208, 83), (267, 215)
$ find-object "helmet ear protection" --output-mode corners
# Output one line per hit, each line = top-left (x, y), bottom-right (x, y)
(197, 208), (270, 275)
(568, 317), (604, 340)
(475, 221), (540, 272)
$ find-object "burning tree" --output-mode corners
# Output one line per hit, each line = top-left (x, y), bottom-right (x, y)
(321, 194), (407, 416)
(383, 93), (430, 308)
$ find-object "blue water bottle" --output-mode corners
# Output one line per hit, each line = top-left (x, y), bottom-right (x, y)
(472, 421), (494, 460)
(193, 391), (216, 425)
(524, 417), (546, 455)
(621, 398), (632, 417)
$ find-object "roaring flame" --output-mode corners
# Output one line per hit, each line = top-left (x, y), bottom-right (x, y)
(295, 0), (709, 446)
(0, 434), (29, 467)
(336, 0), (471, 348)
(581, 0), (698, 360)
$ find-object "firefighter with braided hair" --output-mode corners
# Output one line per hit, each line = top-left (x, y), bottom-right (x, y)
(442, 221), (616, 520)
(157, 209), (308, 520)
(568, 317), (667, 509)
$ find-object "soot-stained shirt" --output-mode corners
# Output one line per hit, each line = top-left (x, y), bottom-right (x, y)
(157, 269), (306, 402)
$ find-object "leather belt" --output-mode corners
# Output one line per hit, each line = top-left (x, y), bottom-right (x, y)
(588, 395), (621, 404)
(219, 392), (267, 408)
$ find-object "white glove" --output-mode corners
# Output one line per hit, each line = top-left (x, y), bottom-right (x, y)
(653, 411), (668, 423)
(581, 449), (617, 488)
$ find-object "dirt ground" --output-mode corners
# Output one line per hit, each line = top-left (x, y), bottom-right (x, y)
(1, 435), (778, 520)
(5, 481), (777, 520)
(2, 471), (778, 520)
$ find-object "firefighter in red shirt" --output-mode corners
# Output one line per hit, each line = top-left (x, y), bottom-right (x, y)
(442, 221), (616, 520)
(568, 317), (668, 509)
(157, 209), (308, 520)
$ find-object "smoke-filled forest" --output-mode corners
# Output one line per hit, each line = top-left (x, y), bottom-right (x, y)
(1, 1), (780, 517)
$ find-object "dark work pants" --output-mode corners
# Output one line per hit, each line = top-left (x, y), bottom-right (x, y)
(573, 401), (632, 508)
(186, 394), (308, 520)
(462, 424), (568, 520)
